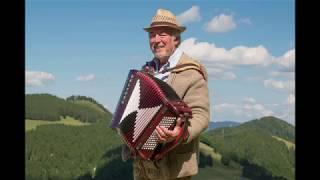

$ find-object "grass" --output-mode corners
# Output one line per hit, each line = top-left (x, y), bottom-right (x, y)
(272, 135), (295, 150)
(25, 116), (90, 132)
(73, 100), (106, 114)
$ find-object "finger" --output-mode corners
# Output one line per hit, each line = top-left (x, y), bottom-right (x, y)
(176, 117), (183, 127)
(155, 128), (166, 142)
(161, 126), (181, 140)
(160, 126), (174, 137)
(156, 126), (167, 138)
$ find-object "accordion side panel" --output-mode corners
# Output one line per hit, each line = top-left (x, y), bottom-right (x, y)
(111, 70), (138, 128)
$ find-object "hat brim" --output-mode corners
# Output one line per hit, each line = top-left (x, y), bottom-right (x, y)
(143, 24), (186, 33)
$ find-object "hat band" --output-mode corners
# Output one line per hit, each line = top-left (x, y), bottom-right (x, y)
(150, 22), (181, 29)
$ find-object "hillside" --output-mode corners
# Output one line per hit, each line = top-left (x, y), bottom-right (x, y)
(25, 94), (112, 123)
(25, 119), (128, 179)
(204, 116), (295, 180)
(66, 95), (111, 115)
(25, 94), (129, 179)
(239, 116), (295, 143)
(25, 94), (295, 179)
(26, 116), (91, 132)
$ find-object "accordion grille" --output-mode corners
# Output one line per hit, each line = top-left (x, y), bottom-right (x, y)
(141, 116), (176, 150)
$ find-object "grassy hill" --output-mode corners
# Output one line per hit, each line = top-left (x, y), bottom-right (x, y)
(25, 119), (127, 179)
(26, 116), (90, 132)
(25, 94), (295, 180)
(73, 100), (107, 114)
(203, 116), (295, 180)
(26, 94), (112, 123)
(272, 136), (295, 150)
(25, 94), (125, 179)
(240, 116), (295, 142)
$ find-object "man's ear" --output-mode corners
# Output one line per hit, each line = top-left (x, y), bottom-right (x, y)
(174, 36), (180, 46)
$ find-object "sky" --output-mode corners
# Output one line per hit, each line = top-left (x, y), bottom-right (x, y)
(26, 0), (295, 125)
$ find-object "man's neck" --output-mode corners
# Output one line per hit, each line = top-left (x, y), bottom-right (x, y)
(158, 57), (169, 69)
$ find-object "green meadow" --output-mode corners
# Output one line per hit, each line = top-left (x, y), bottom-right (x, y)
(26, 116), (90, 132)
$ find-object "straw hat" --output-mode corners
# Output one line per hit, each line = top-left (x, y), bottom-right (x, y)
(144, 8), (186, 33)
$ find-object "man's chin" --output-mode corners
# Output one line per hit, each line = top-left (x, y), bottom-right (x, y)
(155, 53), (169, 60)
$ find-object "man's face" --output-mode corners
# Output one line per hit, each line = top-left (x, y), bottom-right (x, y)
(148, 27), (179, 63)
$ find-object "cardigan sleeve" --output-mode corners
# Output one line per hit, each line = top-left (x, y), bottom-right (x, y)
(181, 69), (210, 144)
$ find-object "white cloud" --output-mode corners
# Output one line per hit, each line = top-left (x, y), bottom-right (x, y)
(214, 103), (239, 112)
(180, 37), (275, 80)
(180, 38), (294, 82)
(177, 6), (201, 25)
(244, 103), (274, 116)
(269, 71), (294, 79)
(264, 79), (284, 89)
(214, 96), (295, 125)
(264, 79), (295, 92)
(272, 101), (295, 125)
(275, 49), (295, 72)
(243, 97), (256, 104)
(180, 37), (273, 66)
(26, 70), (55, 87)
(76, 74), (95, 81)
(207, 67), (237, 80)
(204, 14), (236, 33)
(214, 100), (274, 119)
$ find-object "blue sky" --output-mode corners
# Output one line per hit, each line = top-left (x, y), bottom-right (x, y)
(26, 0), (295, 125)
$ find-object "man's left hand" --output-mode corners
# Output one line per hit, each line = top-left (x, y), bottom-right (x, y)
(156, 117), (183, 143)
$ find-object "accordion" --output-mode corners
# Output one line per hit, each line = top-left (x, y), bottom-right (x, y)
(111, 69), (192, 161)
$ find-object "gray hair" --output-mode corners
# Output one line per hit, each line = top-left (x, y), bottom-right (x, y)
(172, 31), (181, 47)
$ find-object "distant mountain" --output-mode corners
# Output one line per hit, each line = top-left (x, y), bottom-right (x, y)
(208, 121), (241, 130)
(204, 116), (295, 180)
(235, 116), (295, 143)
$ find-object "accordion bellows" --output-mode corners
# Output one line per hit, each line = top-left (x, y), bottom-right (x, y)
(111, 70), (192, 161)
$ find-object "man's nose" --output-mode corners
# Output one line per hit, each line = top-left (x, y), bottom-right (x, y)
(155, 34), (161, 42)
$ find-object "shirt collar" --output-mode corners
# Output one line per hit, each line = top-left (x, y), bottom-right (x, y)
(153, 47), (183, 72)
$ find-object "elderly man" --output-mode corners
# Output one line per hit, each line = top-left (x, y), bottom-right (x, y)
(123, 8), (210, 180)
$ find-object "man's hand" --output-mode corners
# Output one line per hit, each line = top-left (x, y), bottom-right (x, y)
(156, 117), (183, 143)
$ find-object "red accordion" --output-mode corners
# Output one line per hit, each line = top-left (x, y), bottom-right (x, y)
(111, 70), (192, 161)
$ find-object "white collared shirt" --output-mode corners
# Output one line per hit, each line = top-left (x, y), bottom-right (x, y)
(153, 47), (183, 82)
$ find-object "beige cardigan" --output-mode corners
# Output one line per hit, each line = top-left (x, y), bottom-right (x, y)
(165, 53), (210, 178)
